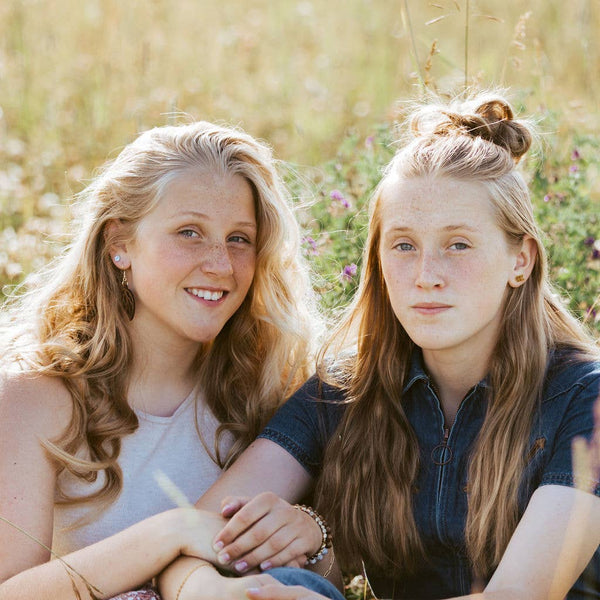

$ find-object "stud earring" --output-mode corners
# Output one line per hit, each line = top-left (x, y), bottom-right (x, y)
(114, 255), (121, 263)
(120, 270), (136, 320)
(515, 274), (525, 283)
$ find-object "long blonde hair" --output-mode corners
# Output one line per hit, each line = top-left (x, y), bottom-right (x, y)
(1, 121), (320, 507)
(315, 93), (598, 579)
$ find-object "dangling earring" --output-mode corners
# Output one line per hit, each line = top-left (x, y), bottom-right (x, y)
(120, 270), (136, 320)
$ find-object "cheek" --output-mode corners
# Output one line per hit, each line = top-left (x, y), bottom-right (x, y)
(235, 253), (257, 288)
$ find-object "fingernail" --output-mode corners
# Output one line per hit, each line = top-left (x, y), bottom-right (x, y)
(260, 560), (272, 571)
(213, 540), (224, 552)
(222, 503), (235, 514)
(246, 589), (260, 596)
(235, 560), (248, 573)
(217, 551), (230, 564)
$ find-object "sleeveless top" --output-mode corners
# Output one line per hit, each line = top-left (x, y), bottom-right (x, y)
(52, 391), (233, 555)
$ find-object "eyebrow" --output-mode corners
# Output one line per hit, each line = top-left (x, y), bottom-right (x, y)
(384, 224), (480, 234)
(176, 211), (257, 229)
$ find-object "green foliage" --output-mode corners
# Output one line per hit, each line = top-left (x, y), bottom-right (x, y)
(291, 121), (600, 335)
(288, 125), (395, 312)
(529, 133), (600, 331)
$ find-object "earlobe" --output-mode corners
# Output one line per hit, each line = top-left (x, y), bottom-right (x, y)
(509, 235), (537, 288)
(105, 220), (131, 269)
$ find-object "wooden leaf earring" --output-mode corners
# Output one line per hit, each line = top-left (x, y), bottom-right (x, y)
(120, 269), (136, 320)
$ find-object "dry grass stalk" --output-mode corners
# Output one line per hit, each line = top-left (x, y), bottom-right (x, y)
(0, 515), (103, 599)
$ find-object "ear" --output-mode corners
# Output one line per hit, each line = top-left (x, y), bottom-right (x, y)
(509, 235), (537, 288)
(104, 219), (131, 269)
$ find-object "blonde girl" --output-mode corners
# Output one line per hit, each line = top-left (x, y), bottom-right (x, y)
(0, 121), (320, 599)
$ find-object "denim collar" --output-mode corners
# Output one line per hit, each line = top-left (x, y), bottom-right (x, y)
(402, 348), (490, 395)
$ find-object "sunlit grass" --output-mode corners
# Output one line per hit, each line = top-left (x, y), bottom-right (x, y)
(0, 6), (598, 598)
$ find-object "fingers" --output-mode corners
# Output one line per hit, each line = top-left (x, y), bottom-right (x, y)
(213, 493), (320, 572)
(213, 492), (276, 553)
(221, 495), (251, 518)
(235, 534), (309, 573)
(246, 584), (327, 600)
(218, 515), (296, 571)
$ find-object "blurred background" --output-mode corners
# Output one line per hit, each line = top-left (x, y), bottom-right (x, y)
(1, 0), (599, 325)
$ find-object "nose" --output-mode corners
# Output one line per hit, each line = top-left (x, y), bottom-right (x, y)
(202, 242), (233, 277)
(415, 251), (445, 289)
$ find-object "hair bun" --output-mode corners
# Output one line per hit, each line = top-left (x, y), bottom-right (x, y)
(411, 94), (533, 163)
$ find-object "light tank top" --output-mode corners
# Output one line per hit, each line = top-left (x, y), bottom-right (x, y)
(52, 391), (233, 555)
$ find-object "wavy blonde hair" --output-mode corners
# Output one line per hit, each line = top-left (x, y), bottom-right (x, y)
(315, 93), (598, 579)
(1, 121), (320, 507)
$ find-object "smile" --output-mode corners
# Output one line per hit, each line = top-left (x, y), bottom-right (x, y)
(186, 288), (226, 301)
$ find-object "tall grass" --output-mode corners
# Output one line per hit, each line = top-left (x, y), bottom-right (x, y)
(1, 1), (598, 329)
(0, 4), (598, 598)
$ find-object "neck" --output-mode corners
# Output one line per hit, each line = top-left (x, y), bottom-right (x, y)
(422, 347), (491, 426)
(127, 325), (202, 417)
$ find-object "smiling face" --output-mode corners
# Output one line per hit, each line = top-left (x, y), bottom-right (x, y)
(116, 169), (257, 349)
(378, 174), (524, 367)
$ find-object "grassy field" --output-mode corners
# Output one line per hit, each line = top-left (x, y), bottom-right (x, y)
(0, 3), (599, 596)
(5, 0), (597, 331)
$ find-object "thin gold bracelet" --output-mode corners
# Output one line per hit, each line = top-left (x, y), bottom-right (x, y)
(323, 550), (336, 579)
(175, 563), (212, 600)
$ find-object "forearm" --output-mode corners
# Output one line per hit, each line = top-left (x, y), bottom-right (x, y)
(0, 509), (191, 600)
(159, 556), (220, 600)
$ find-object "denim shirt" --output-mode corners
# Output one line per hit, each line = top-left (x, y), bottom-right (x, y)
(259, 349), (600, 599)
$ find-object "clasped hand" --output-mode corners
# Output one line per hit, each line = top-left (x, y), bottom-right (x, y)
(211, 492), (324, 573)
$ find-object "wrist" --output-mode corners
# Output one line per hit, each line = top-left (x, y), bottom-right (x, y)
(158, 556), (222, 600)
(173, 506), (224, 563)
(293, 504), (332, 564)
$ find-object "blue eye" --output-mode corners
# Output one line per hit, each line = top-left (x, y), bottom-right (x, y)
(396, 242), (414, 251)
(450, 242), (469, 250)
(229, 235), (251, 244)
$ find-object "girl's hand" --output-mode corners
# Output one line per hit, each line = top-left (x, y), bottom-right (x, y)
(245, 583), (328, 600)
(212, 492), (323, 573)
(174, 507), (228, 563)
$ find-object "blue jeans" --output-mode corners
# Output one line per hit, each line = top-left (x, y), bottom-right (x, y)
(268, 567), (345, 600)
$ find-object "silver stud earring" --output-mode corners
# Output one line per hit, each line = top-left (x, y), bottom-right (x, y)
(114, 255), (121, 262)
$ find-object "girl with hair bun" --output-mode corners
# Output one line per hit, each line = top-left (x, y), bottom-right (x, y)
(0, 121), (321, 598)
(173, 93), (600, 600)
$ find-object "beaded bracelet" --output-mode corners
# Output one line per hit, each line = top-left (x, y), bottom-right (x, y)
(293, 504), (333, 564)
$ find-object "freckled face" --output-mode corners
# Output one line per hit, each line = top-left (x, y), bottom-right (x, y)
(124, 170), (257, 348)
(378, 175), (520, 364)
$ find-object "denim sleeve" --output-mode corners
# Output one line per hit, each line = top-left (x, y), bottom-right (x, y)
(258, 376), (346, 478)
(540, 365), (600, 497)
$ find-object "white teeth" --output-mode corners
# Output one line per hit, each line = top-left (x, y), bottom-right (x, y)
(188, 288), (224, 301)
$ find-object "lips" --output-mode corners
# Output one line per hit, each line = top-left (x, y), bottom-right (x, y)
(186, 288), (227, 301)
(411, 302), (452, 315)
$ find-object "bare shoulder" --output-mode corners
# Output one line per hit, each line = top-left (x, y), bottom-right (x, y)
(0, 368), (73, 440)
(0, 370), (74, 579)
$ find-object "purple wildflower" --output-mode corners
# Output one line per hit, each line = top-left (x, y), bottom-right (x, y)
(571, 148), (581, 161)
(330, 189), (350, 209)
(569, 164), (579, 173)
(592, 249), (600, 260)
(302, 236), (319, 255)
(341, 263), (358, 281)
(543, 194), (551, 203)
(365, 135), (374, 148)
(584, 237), (595, 246)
